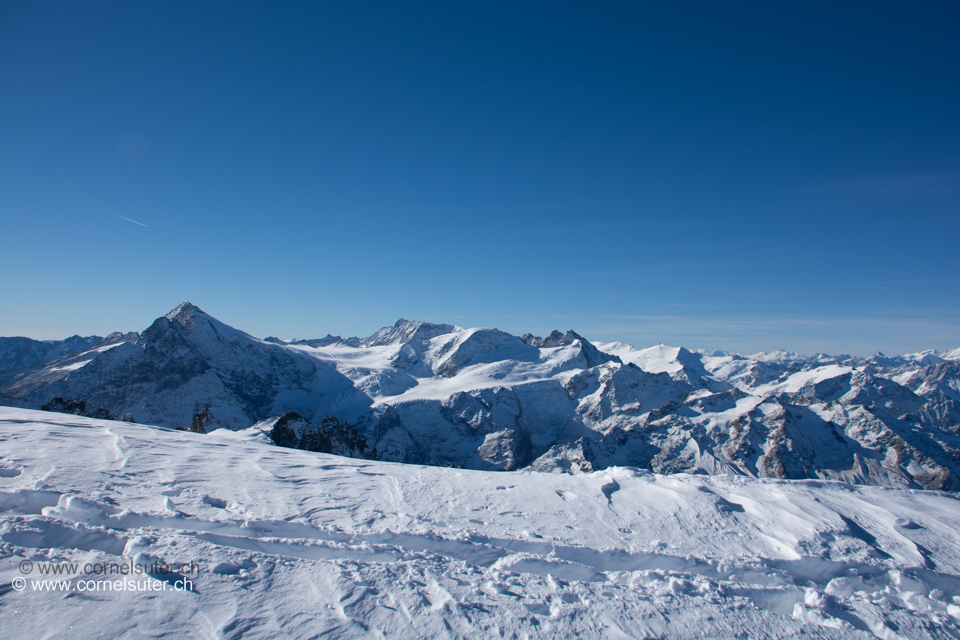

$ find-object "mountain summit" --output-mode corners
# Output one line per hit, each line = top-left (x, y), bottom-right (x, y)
(165, 301), (203, 324)
(361, 319), (461, 347)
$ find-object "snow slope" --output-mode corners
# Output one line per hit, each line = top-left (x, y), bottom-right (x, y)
(0, 408), (959, 638)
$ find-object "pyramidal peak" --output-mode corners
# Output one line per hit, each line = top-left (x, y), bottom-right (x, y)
(164, 301), (207, 328)
(156, 302), (255, 344)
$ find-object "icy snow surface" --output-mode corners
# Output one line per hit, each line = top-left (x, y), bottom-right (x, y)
(1, 408), (959, 638)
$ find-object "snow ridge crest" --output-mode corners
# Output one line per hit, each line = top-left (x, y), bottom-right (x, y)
(361, 318), (461, 347)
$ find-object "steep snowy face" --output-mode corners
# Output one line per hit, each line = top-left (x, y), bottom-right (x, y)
(597, 342), (725, 390)
(360, 319), (460, 347)
(527, 330), (619, 368)
(0, 335), (103, 373)
(0, 333), (142, 390)
(0, 332), (139, 399)
(2, 304), (959, 489)
(432, 328), (538, 378)
(138, 302), (283, 378)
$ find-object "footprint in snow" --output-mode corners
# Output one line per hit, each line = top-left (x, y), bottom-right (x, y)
(202, 495), (228, 509)
(696, 486), (745, 513)
(212, 558), (257, 575)
(524, 602), (551, 616)
(600, 478), (620, 503)
(714, 497), (745, 513)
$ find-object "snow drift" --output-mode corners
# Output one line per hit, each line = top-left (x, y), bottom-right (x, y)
(0, 408), (958, 638)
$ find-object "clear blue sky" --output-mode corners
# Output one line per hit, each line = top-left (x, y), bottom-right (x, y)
(2, 2), (958, 355)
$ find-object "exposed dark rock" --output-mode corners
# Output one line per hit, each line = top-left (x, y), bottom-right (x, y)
(529, 437), (596, 474)
(184, 408), (215, 434)
(521, 330), (617, 368)
(1, 331), (140, 397)
(0, 335), (105, 373)
(520, 333), (542, 347)
(265, 335), (359, 348)
(40, 397), (112, 420)
(42, 397), (88, 415)
(264, 412), (377, 460)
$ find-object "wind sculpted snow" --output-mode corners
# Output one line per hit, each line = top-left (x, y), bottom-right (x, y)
(0, 408), (958, 638)
(2, 304), (959, 489)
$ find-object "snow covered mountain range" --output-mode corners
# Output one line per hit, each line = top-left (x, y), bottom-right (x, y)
(2, 303), (958, 490)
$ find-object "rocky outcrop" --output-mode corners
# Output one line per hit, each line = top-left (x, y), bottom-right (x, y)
(529, 438), (596, 474)
(263, 412), (377, 460)
(264, 335), (360, 348)
(40, 397), (113, 420)
(522, 330), (618, 368)
(184, 408), (217, 434)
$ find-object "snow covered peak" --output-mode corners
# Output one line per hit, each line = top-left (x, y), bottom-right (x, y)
(596, 342), (727, 391)
(521, 330), (617, 368)
(152, 302), (258, 347)
(164, 302), (207, 328)
(748, 350), (805, 363)
(904, 349), (946, 366)
(606, 343), (684, 374)
(361, 318), (461, 347)
(522, 330), (585, 349)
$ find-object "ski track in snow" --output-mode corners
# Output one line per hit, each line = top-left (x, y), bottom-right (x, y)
(1, 408), (960, 638)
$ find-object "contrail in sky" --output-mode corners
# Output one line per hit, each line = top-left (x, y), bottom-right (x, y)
(66, 181), (149, 227)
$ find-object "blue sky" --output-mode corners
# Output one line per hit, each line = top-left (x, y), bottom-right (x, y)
(2, 2), (958, 355)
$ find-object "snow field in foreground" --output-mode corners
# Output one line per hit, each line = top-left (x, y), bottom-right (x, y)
(0, 407), (959, 639)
